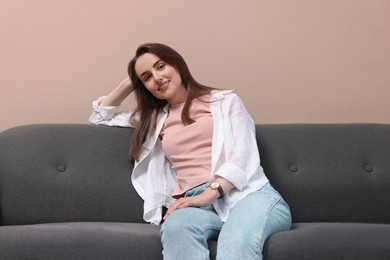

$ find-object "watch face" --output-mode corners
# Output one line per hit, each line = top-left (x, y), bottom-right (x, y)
(210, 182), (220, 189)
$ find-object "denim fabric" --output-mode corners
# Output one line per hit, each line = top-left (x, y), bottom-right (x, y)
(160, 182), (292, 260)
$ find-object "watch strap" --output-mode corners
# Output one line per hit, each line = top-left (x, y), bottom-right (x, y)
(209, 182), (225, 199)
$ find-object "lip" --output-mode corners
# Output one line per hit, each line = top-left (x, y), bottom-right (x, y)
(158, 81), (169, 91)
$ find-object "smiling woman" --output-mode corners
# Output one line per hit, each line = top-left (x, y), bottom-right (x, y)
(126, 43), (216, 161)
(134, 53), (187, 105)
(89, 42), (292, 260)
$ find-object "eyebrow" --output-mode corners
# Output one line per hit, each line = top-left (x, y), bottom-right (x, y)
(140, 59), (162, 78)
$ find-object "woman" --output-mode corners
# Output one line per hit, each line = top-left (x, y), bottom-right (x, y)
(89, 43), (291, 260)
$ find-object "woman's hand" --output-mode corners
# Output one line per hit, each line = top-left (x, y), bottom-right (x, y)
(119, 77), (133, 90)
(163, 178), (235, 220)
(163, 188), (220, 220)
(100, 77), (134, 107)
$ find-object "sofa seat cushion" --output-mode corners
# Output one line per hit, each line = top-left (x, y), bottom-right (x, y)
(264, 222), (390, 260)
(0, 222), (163, 260)
(1, 221), (389, 260)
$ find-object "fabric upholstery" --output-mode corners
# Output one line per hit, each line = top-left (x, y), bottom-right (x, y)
(0, 124), (144, 225)
(1, 123), (390, 260)
(0, 222), (162, 260)
(264, 223), (390, 260)
(256, 124), (390, 223)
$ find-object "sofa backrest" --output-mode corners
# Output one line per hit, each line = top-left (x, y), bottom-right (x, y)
(256, 124), (390, 224)
(1, 123), (390, 225)
(0, 124), (144, 225)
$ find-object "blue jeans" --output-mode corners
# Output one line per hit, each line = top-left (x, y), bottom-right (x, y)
(160, 182), (292, 260)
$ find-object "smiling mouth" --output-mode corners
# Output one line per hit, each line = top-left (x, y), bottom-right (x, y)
(158, 81), (169, 91)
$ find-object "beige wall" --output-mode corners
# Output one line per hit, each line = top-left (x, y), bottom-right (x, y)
(1, 0), (389, 132)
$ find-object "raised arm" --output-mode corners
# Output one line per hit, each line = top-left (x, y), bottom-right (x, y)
(100, 77), (134, 107)
(89, 77), (135, 127)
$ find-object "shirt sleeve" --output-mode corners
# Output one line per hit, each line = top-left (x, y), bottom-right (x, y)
(89, 96), (134, 127)
(213, 93), (260, 191)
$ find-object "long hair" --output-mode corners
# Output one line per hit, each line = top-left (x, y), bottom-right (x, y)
(128, 43), (214, 161)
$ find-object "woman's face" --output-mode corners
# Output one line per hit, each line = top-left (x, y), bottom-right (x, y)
(135, 53), (187, 105)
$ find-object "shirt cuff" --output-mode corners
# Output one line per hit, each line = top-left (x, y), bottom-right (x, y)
(92, 96), (119, 120)
(214, 163), (248, 191)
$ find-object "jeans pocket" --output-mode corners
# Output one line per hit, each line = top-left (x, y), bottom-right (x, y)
(184, 182), (209, 197)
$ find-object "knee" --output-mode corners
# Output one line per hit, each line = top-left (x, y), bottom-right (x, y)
(160, 208), (197, 241)
(219, 231), (259, 250)
(217, 230), (264, 259)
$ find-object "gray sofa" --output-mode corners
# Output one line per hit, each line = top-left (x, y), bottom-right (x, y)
(0, 123), (389, 260)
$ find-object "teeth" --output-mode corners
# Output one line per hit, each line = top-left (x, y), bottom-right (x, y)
(158, 81), (167, 91)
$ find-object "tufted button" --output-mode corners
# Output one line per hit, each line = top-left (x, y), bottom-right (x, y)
(364, 164), (374, 172)
(57, 165), (66, 172)
(289, 165), (298, 172)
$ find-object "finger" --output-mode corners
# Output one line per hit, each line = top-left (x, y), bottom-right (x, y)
(164, 200), (182, 219)
(164, 196), (197, 220)
(177, 200), (190, 209)
(163, 207), (174, 220)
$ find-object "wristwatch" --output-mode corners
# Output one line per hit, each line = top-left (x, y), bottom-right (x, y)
(208, 182), (225, 199)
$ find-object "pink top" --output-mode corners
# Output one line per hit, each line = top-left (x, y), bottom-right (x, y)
(160, 96), (213, 197)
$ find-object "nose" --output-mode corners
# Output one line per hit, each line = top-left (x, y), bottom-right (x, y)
(152, 71), (163, 82)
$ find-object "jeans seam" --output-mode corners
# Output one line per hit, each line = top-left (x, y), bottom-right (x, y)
(199, 224), (220, 260)
(254, 196), (281, 256)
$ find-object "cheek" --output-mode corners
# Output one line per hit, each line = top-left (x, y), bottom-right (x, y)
(143, 82), (155, 92)
(171, 70), (182, 83)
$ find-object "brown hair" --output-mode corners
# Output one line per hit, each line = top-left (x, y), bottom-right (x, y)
(128, 43), (215, 161)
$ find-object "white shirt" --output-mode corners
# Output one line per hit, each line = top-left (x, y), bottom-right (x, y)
(89, 90), (269, 224)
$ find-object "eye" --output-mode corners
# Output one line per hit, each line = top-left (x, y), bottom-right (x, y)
(143, 74), (152, 82)
(157, 63), (165, 71)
